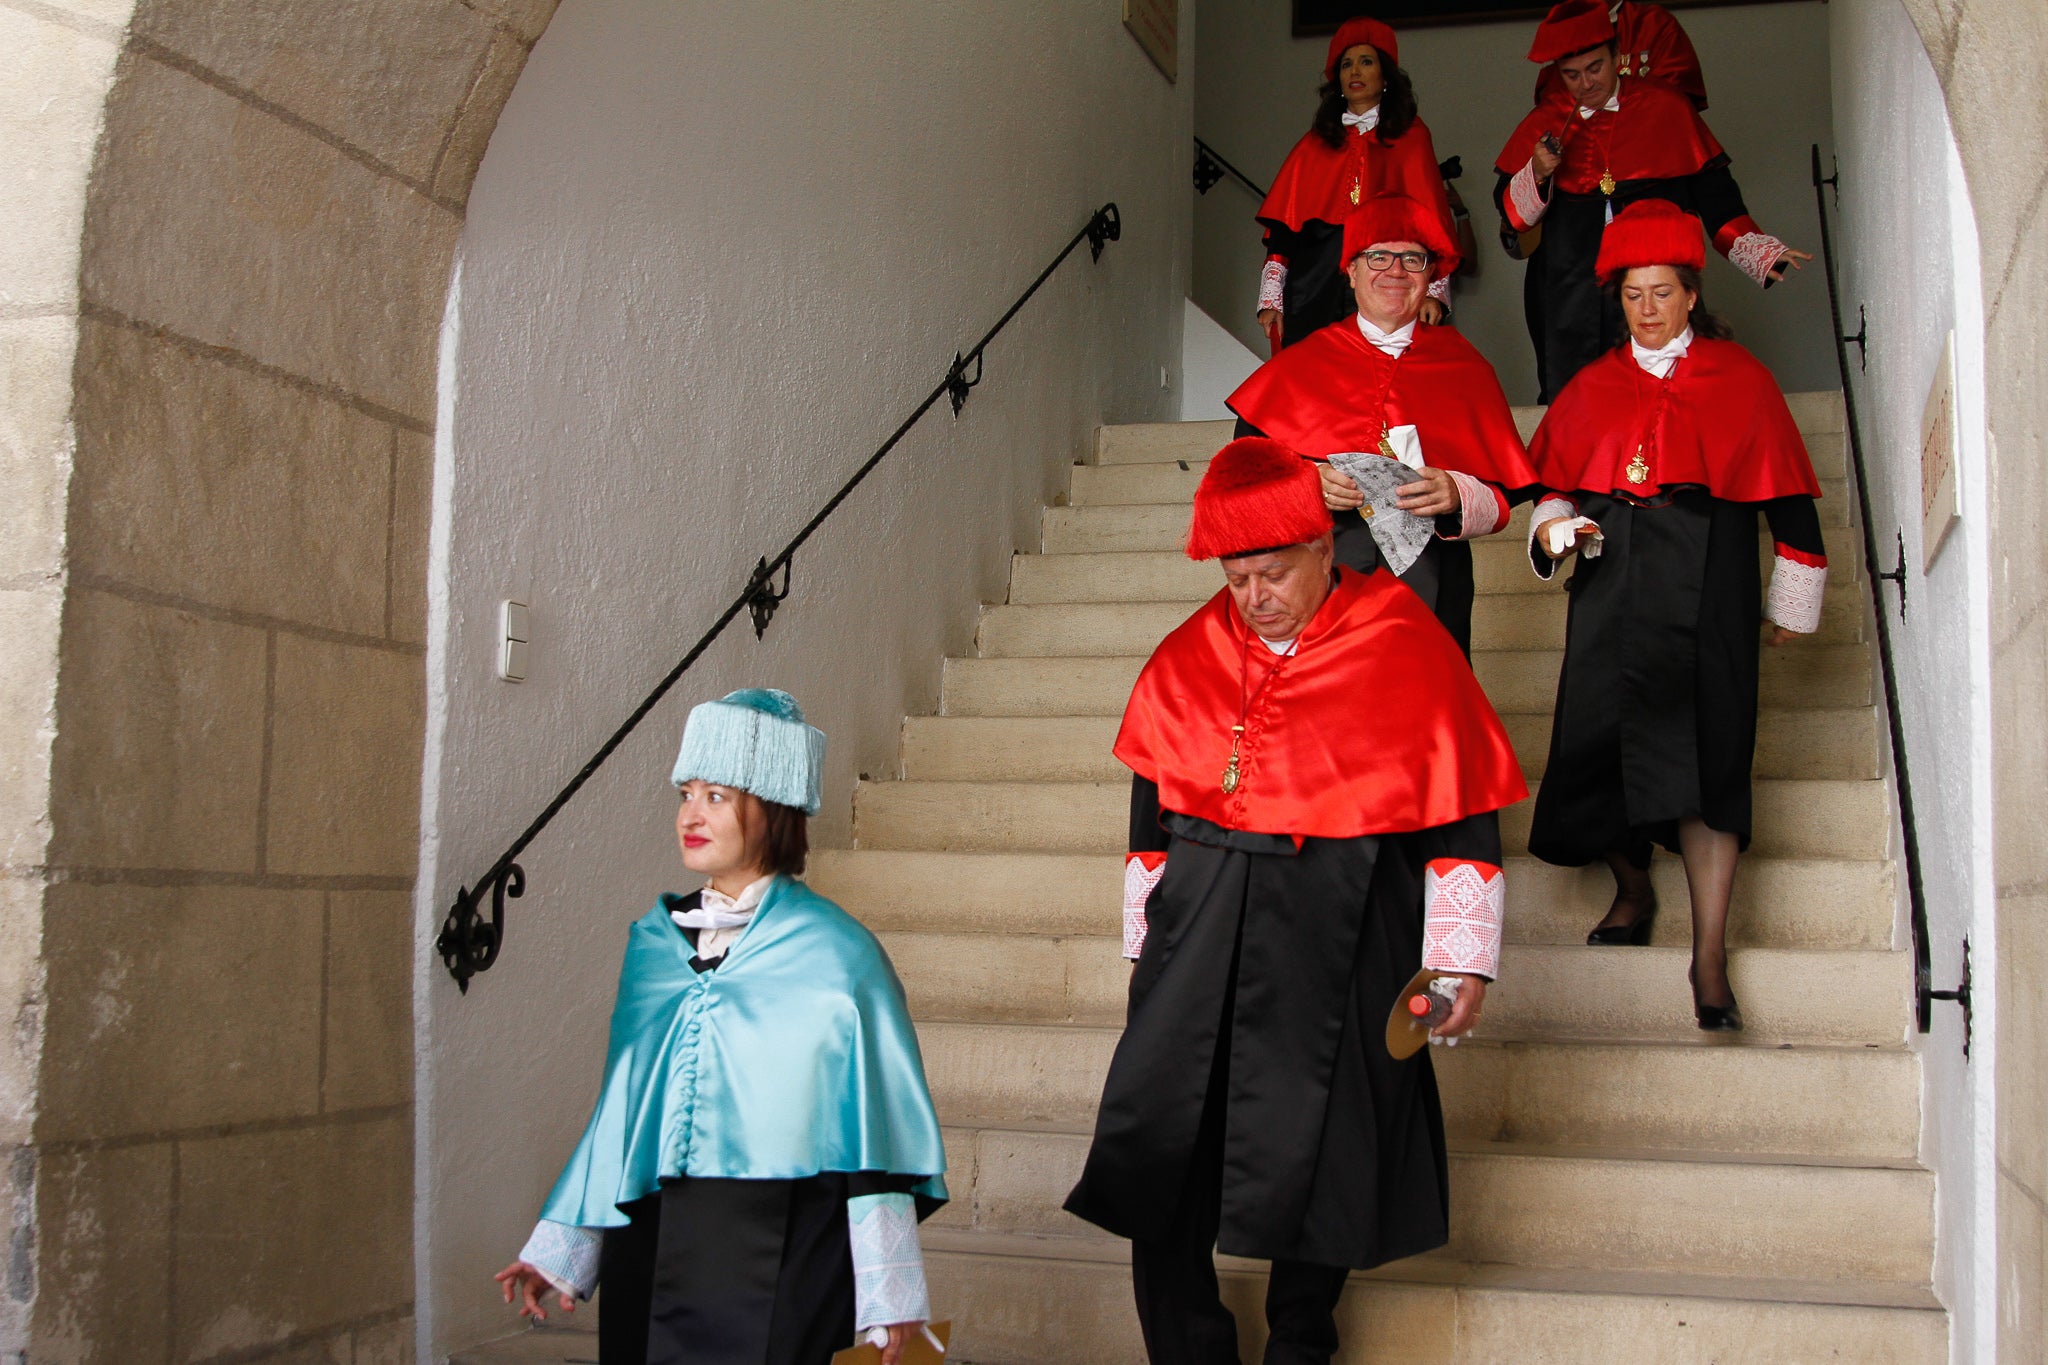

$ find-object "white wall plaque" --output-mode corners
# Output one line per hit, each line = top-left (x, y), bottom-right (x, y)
(1124, 0), (1177, 81)
(1921, 332), (1959, 569)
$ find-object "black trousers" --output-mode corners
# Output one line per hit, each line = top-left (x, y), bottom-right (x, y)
(598, 1175), (856, 1365)
(1131, 995), (1351, 1365)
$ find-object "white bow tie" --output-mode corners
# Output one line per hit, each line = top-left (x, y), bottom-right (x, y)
(1632, 333), (1692, 373)
(1577, 91), (1621, 118)
(671, 905), (754, 931)
(1341, 108), (1380, 132)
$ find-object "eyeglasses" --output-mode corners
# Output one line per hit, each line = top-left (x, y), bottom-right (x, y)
(1358, 249), (1432, 273)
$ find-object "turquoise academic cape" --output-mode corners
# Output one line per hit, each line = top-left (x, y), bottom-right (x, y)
(539, 875), (948, 1227)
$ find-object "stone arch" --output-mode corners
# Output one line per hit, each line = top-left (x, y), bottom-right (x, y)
(4, 1), (556, 1358)
(1, 0), (2045, 1362)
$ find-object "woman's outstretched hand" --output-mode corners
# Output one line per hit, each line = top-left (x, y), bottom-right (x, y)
(495, 1260), (575, 1322)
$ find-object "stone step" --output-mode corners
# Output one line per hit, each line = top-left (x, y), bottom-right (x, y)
(930, 1126), (1930, 1285)
(1013, 519), (1863, 605)
(914, 1020), (1917, 1161)
(937, 644), (1871, 718)
(1086, 395), (1846, 473)
(924, 1242), (1941, 1365)
(976, 585), (1868, 657)
(813, 849), (1895, 951)
(851, 779), (1889, 861)
(899, 705), (1878, 785)
(885, 931), (1905, 1046)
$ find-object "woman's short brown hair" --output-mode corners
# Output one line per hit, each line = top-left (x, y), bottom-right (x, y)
(754, 797), (809, 878)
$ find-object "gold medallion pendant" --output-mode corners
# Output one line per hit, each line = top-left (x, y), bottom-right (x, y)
(1625, 445), (1650, 485)
(1349, 181), (1361, 206)
(1599, 169), (1617, 196)
(1221, 726), (1245, 794)
(1377, 431), (1397, 460)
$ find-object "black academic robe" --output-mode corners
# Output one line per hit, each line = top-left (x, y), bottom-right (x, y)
(1063, 778), (1502, 1270)
(1525, 488), (1823, 865)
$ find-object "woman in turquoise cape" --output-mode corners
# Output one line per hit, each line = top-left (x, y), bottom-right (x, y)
(496, 689), (947, 1365)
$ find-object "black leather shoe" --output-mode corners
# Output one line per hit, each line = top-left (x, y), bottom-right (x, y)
(1585, 895), (1658, 946)
(1695, 998), (1744, 1032)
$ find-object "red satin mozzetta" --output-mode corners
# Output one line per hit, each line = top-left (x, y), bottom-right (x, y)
(1114, 569), (1527, 839)
(1226, 319), (1540, 491)
(1258, 118), (1456, 239)
(1493, 79), (1723, 189)
(1530, 340), (1824, 502)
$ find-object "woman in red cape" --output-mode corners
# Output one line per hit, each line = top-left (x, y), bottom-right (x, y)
(1254, 16), (1458, 351)
(1524, 199), (1827, 1032)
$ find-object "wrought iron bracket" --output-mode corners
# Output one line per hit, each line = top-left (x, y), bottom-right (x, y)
(1818, 154), (1840, 206)
(745, 555), (792, 638)
(1842, 304), (1867, 371)
(1876, 529), (1907, 618)
(1085, 203), (1122, 261)
(1924, 936), (1973, 1056)
(1193, 143), (1225, 195)
(436, 862), (524, 994)
(944, 351), (983, 416)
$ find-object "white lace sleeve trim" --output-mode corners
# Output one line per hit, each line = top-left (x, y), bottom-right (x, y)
(1728, 230), (1790, 288)
(1422, 859), (1506, 980)
(849, 1193), (930, 1332)
(1427, 275), (1452, 309)
(1258, 258), (1287, 313)
(519, 1220), (602, 1301)
(1507, 161), (1548, 230)
(1444, 470), (1504, 540)
(1124, 853), (1166, 960)
(1767, 552), (1827, 634)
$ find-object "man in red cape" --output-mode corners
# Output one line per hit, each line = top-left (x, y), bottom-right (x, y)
(1493, 0), (1809, 399)
(1533, 0), (1707, 110)
(1063, 437), (1525, 1365)
(1228, 192), (1537, 656)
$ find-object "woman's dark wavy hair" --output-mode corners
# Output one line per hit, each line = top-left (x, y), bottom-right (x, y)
(1603, 263), (1734, 341)
(746, 796), (810, 878)
(1313, 46), (1417, 149)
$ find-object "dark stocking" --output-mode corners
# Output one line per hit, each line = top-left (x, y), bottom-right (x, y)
(1679, 817), (1740, 1008)
(1591, 846), (1657, 935)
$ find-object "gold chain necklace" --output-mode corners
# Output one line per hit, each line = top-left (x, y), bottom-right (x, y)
(1221, 629), (1299, 794)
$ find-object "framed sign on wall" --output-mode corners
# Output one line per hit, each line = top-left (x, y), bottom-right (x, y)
(1294, 0), (1814, 33)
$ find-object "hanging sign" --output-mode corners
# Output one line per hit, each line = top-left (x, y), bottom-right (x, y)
(1921, 332), (1959, 569)
(1125, 0), (1178, 81)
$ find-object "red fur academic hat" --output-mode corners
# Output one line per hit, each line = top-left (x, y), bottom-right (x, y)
(1185, 438), (1333, 562)
(1594, 198), (1706, 282)
(1325, 16), (1398, 77)
(1341, 192), (1460, 280)
(1527, 0), (1616, 63)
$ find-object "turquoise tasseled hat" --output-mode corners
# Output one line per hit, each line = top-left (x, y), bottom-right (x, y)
(670, 688), (827, 815)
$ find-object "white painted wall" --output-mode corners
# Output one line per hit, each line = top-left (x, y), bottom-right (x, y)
(1179, 295), (1261, 419)
(412, 2), (1192, 1356)
(1830, 1), (1993, 1358)
(1192, 0), (1839, 403)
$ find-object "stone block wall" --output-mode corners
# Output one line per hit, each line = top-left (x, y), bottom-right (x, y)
(0, 1), (556, 1360)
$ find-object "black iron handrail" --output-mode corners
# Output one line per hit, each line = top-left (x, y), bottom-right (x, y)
(435, 202), (1124, 992)
(1194, 136), (1269, 199)
(1809, 144), (1971, 1049)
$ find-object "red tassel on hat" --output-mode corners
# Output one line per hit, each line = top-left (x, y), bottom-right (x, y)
(1594, 197), (1707, 281)
(1325, 16), (1398, 78)
(1527, 0), (1616, 63)
(1185, 438), (1333, 562)
(1341, 191), (1460, 280)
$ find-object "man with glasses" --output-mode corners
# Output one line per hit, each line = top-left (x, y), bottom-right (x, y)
(1494, 0), (1809, 400)
(1226, 192), (1537, 655)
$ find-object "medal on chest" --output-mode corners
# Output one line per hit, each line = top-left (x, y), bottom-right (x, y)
(1221, 725), (1245, 794)
(1625, 443), (1650, 485)
(1599, 169), (1617, 196)
(1224, 636), (1298, 794)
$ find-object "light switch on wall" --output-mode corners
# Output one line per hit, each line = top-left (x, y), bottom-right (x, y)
(499, 599), (529, 682)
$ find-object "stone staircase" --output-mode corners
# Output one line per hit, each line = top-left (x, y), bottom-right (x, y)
(806, 396), (1949, 1363)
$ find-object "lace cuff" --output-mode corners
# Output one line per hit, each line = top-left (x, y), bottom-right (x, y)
(1528, 494), (1579, 579)
(1258, 258), (1287, 313)
(849, 1193), (930, 1332)
(519, 1220), (602, 1301)
(1506, 161), (1549, 231)
(1727, 231), (1791, 288)
(1427, 275), (1452, 311)
(1124, 851), (1166, 959)
(1767, 546), (1827, 634)
(1442, 471), (1506, 540)
(1422, 858), (1506, 980)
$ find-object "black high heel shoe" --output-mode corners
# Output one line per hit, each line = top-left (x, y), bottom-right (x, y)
(1585, 892), (1658, 946)
(1689, 963), (1743, 1031)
